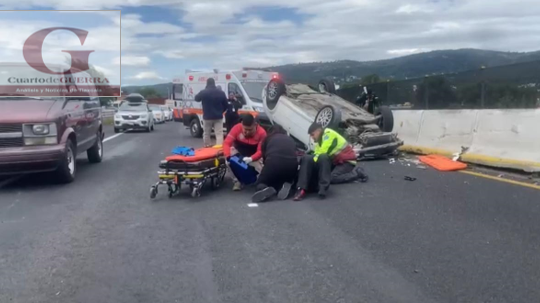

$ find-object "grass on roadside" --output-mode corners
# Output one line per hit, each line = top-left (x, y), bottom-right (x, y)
(103, 117), (114, 125)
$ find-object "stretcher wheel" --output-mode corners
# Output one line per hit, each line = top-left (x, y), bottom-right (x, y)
(168, 183), (179, 198)
(150, 187), (158, 199)
(211, 177), (221, 189)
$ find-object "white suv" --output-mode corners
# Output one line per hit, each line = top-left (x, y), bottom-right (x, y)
(114, 102), (155, 133)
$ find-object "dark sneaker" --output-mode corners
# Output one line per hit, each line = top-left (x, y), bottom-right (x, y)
(318, 191), (327, 200)
(278, 182), (293, 200)
(355, 167), (369, 183)
(293, 189), (307, 201)
(251, 187), (277, 203)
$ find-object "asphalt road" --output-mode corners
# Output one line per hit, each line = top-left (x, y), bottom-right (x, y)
(1, 122), (540, 303)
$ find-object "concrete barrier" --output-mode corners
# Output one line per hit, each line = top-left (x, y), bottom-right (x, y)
(394, 109), (540, 172)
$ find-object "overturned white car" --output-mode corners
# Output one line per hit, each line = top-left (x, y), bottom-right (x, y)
(262, 78), (403, 159)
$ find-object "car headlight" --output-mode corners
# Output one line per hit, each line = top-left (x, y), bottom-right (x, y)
(23, 123), (58, 145)
(115, 114), (121, 119)
(140, 114), (148, 119)
(254, 107), (264, 113)
(32, 124), (50, 135)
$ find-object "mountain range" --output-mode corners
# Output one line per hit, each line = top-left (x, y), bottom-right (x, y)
(121, 49), (540, 97)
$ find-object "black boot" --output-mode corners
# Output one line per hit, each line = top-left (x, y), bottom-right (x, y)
(251, 187), (277, 203)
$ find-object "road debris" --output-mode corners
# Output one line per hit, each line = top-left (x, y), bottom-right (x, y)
(389, 158), (396, 164)
(247, 203), (259, 208)
(404, 176), (417, 182)
(452, 146), (470, 162)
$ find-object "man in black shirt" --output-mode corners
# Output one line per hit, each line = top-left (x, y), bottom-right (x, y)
(194, 78), (228, 146)
(251, 125), (299, 202)
(225, 92), (242, 132)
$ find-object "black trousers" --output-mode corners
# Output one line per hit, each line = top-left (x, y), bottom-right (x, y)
(256, 158), (298, 191)
(297, 154), (360, 193)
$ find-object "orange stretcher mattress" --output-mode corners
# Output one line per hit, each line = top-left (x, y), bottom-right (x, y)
(418, 155), (467, 171)
(165, 147), (224, 162)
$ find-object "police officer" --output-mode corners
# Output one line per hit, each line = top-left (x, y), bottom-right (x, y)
(293, 123), (368, 201)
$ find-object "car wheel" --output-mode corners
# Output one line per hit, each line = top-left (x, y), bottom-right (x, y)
(114, 128), (120, 134)
(87, 131), (103, 163)
(375, 106), (394, 132)
(54, 140), (76, 184)
(315, 105), (342, 129)
(190, 118), (203, 138)
(318, 78), (336, 94)
(265, 78), (286, 109)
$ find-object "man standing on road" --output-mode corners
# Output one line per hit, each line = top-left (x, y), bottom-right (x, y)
(293, 123), (368, 201)
(225, 92), (242, 132)
(195, 78), (228, 147)
(223, 114), (267, 191)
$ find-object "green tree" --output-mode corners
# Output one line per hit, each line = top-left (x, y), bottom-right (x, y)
(415, 76), (457, 109)
(457, 83), (537, 109)
(361, 74), (382, 85)
(137, 87), (161, 98)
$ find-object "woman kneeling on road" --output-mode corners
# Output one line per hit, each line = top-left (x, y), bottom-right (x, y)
(251, 124), (299, 203)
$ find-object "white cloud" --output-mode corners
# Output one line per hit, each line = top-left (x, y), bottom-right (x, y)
(1, 0), (539, 83)
(387, 48), (430, 55)
(114, 56), (151, 66)
(129, 71), (164, 80)
(396, 4), (434, 14)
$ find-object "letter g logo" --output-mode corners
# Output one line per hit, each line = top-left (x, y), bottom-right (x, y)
(23, 27), (94, 75)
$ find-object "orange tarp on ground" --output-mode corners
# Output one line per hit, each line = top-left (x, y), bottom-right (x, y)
(418, 155), (468, 171)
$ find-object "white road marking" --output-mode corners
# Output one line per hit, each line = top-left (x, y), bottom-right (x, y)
(103, 132), (124, 143)
(247, 203), (259, 208)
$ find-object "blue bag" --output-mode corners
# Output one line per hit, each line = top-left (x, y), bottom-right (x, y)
(171, 146), (195, 156)
(229, 155), (258, 185)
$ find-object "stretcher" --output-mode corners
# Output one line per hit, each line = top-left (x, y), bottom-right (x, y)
(150, 146), (227, 199)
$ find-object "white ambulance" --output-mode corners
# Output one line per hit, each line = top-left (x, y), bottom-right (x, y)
(171, 68), (278, 138)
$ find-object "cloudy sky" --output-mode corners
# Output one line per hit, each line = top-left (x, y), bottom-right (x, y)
(0, 0), (538, 86)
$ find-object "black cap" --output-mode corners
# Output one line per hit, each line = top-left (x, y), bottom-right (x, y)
(308, 122), (322, 134)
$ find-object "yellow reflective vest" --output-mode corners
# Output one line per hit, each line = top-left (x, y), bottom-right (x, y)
(313, 128), (356, 165)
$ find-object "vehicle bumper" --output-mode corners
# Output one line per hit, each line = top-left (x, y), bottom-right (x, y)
(0, 144), (65, 175)
(114, 119), (150, 129)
